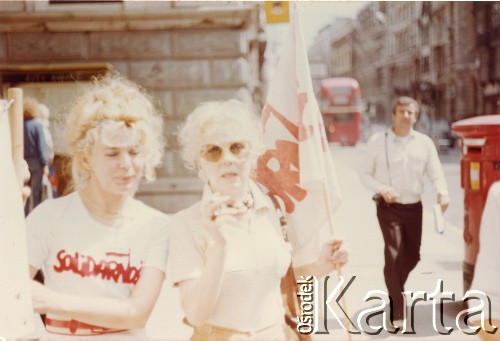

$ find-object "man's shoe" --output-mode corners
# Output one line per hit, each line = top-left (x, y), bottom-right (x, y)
(393, 319), (405, 328)
(393, 319), (406, 333)
(385, 318), (405, 333)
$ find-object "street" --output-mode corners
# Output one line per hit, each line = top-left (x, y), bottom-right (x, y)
(146, 143), (473, 340)
(315, 143), (468, 340)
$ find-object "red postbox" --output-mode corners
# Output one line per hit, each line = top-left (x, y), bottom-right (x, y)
(452, 115), (500, 293)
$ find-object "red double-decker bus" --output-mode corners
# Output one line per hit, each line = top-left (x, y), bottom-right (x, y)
(319, 77), (362, 145)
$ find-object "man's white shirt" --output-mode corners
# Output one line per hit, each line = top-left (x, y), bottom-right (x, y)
(359, 128), (448, 204)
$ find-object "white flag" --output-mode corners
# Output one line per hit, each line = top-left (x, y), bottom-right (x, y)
(256, 7), (342, 258)
(0, 100), (34, 337)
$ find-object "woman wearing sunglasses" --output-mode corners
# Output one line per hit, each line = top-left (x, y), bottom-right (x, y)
(26, 75), (169, 338)
(168, 99), (348, 340)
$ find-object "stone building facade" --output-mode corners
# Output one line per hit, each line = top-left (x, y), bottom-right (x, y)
(474, 2), (500, 116)
(312, 1), (498, 137)
(308, 17), (353, 95)
(0, 1), (264, 213)
(351, 2), (388, 122)
(428, 2), (477, 123)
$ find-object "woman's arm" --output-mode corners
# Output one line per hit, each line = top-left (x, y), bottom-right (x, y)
(176, 245), (227, 327)
(293, 239), (349, 278)
(173, 194), (239, 326)
(30, 266), (164, 330)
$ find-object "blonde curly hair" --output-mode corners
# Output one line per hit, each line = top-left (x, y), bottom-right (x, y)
(64, 74), (165, 190)
(23, 97), (41, 120)
(178, 99), (264, 171)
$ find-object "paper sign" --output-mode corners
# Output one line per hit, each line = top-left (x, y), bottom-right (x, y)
(434, 203), (445, 234)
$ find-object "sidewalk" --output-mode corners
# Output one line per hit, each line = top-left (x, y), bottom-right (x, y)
(146, 144), (470, 340)
(315, 144), (468, 340)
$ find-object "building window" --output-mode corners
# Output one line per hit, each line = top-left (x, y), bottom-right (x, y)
(422, 56), (430, 75)
(493, 2), (500, 27)
(495, 46), (500, 79)
(479, 49), (489, 82)
(422, 26), (429, 45)
(377, 67), (383, 88)
(476, 9), (485, 34)
(434, 46), (445, 78)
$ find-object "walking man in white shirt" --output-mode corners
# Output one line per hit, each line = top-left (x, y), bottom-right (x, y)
(359, 96), (450, 326)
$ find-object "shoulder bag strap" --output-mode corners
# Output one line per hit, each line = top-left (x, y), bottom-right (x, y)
(269, 195), (300, 317)
(385, 131), (392, 186)
(269, 194), (288, 239)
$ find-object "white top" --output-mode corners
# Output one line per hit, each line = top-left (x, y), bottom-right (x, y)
(26, 192), (170, 335)
(470, 181), (500, 319)
(42, 125), (54, 162)
(167, 181), (291, 332)
(359, 129), (448, 204)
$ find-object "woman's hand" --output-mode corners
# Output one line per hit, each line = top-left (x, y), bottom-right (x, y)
(30, 280), (56, 314)
(293, 239), (349, 278)
(200, 192), (240, 245)
(317, 239), (349, 275)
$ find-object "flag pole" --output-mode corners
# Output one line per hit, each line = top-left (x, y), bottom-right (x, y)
(1, 88), (34, 337)
(294, 4), (353, 337)
(323, 179), (353, 340)
(8, 88), (24, 191)
(263, 3), (353, 337)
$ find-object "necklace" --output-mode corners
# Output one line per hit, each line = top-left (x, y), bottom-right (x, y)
(226, 193), (254, 214)
(210, 191), (255, 225)
(79, 192), (124, 226)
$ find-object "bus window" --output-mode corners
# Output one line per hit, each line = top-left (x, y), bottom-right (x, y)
(332, 96), (350, 106)
(329, 87), (351, 95)
(333, 113), (353, 123)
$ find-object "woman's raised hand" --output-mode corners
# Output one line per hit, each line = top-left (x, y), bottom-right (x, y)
(200, 192), (239, 244)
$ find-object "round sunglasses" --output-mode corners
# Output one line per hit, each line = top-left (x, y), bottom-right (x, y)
(200, 141), (251, 163)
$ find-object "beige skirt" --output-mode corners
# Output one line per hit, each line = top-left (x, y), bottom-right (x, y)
(190, 322), (294, 341)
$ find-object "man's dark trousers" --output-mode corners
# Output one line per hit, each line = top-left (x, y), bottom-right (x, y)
(376, 201), (423, 321)
(25, 158), (44, 216)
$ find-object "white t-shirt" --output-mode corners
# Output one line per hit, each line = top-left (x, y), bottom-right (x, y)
(167, 181), (291, 332)
(470, 181), (500, 320)
(26, 191), (170, 336)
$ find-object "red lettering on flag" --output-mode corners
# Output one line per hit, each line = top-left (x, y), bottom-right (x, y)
(261, 93), (313, 142)
(256, 140), (307, 213)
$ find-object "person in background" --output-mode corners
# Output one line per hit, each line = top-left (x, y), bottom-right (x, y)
(26, 74), (169, 338)
(168, 99), (348, 340)
(37, 102), (57, 198)
(37, 103), (54, 163)
(23, 97), (49, 215)
(470, 181), (500, 340)
(359, 96), (450, 327)
(21, 159), (32, 204)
